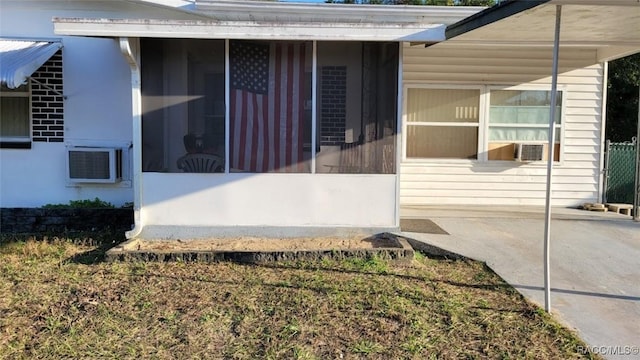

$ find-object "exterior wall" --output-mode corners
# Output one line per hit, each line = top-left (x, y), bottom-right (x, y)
(0, 0), (196, 207)
(140, 173), (398, 238)
(401, 43), (605, 206)
(0, 2), (401, 233)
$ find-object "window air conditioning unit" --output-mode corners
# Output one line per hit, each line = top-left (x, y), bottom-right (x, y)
(67, 147), (123, 183)
(515, 143), (544, 162)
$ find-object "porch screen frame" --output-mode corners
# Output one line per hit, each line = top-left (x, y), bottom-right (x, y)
(142, 39), (400, 174)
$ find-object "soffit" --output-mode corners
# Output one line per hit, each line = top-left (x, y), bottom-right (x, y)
(438, 0), (640, 63)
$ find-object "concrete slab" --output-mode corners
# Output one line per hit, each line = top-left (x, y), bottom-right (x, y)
(400, 205), (640, 360)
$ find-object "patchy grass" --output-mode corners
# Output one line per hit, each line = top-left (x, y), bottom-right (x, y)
(0, 237), (600, 360)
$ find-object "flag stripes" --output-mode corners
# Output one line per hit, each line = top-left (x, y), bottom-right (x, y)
(230, 41), (306, 172)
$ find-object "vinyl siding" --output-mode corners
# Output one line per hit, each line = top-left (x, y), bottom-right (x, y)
(400, 43), (604, 207)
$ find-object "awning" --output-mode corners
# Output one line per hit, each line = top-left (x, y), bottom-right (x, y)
(437, 0), (640, 63)
(0, 39), (63, 89)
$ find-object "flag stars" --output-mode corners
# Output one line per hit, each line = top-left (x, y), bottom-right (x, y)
(231, 41), (269, 94)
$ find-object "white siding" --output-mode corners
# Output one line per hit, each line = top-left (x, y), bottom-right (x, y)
(401, 43), (604, 207)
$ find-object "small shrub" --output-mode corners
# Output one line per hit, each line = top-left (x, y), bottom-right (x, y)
(42, 198), (115, 209)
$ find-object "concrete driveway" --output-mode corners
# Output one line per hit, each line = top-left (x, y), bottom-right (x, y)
(400, 205), (640, 360)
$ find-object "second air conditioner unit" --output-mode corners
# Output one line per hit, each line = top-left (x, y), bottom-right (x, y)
(66, 147), (123, 183)
(515, 143), (544, 162)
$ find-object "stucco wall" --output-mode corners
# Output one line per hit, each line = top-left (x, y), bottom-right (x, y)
(139, 173), (398, 238)
(0, 0), (195, 207)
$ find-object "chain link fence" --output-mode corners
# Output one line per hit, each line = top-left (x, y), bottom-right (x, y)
(604, 138), (637, 204)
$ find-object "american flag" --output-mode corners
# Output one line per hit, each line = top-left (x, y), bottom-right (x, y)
(230, 41), (306, 172)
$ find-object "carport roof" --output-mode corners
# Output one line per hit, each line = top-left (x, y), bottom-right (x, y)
(439, 0), (640, 63)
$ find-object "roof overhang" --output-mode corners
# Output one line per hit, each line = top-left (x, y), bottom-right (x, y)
(53, 0), (483, 42)
(53, 19), (450, 42)
(0, 38), (63, 89)
(439, 0), (640, 63)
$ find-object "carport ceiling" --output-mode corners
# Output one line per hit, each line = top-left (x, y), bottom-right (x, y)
(441, 0), (640, 63)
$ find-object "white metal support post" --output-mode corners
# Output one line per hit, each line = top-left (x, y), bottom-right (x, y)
(120, 37), (143, 240)
(544, 5), (562, 314)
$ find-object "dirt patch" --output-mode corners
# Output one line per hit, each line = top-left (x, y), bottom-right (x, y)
(131, 234), (401, 252)
(107, 233), (414, 263)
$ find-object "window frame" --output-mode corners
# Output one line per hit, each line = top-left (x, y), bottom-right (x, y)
(402, 84), (484, 163)
(402, 84), (566, 164)
(0, 82), (32, 149)
(484, 85), (565, 163)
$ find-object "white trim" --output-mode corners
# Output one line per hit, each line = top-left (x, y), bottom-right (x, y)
(53, 18), (447, 42)
(598, 61), (608, 202)
(478, 86), (489, 161)
(224, 38), (230, 174)
(395, 42), (403, 228)
(0, 136), (31, 142)
(311, 40), (317, 174)
(196, 0), (482, 24)
(404, 83), (486, 90)
(440, 40), (640, 48)
(407, 122), (480, 127)
(0, 82), (31, 143)
(119, 37), (143, 239)
(486, 123), (563, 129)
(65, 139), (132, 148)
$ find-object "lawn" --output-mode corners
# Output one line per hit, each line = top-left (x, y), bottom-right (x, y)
(0, 235), (600, 359)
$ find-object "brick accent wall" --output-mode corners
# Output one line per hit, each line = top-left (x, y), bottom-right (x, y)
(31, 50), (64, 143)
(320, 66), (346, 146)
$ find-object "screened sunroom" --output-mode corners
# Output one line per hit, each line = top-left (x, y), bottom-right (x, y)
(141, 39), (398, 176)
(135, 39), (400, 238)
(52, 1), (479, 239)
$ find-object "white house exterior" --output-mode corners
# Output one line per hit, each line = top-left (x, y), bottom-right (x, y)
(1, 0), (638, 239)
(0, 0), (205, 208)
(400, 0), (640, 206)
(401, 45), (608, 206)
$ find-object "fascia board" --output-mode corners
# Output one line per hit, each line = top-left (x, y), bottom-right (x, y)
(195, 0), (483, 25)
(53, 18), (447, 42)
